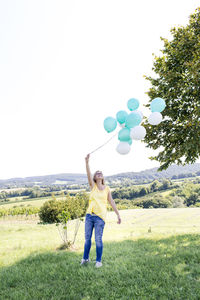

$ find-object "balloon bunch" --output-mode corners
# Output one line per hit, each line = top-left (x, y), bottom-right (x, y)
(103, 97), (166, 155)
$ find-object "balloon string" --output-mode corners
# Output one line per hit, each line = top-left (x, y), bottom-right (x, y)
(89, 131), (118, 155)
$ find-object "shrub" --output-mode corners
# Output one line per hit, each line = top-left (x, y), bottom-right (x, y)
(39, 199), (66, 223)
(172, 196), (185, 208)
(39, 193), (89, 224)
(65, 193), (88, 220)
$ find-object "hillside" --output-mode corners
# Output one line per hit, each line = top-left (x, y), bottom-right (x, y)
(0, 173), (87, 188)
(1, 163), (200, 188)
(107, 163), (200, 182)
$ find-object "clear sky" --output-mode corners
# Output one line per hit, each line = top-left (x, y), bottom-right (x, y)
(0, 0), (199, 179)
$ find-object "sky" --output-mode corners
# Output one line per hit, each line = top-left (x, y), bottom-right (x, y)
(0, 0), (199, 179)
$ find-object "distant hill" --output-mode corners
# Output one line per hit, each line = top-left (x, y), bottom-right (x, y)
(1, 163), (200, 188)
(107, 163), (200, 182)
(0, 173), (87, 188)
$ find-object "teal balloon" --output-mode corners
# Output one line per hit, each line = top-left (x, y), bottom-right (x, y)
(150, 98), (166, 112)
(118, 128), (130, 142)
(103, 117), (117, 133)
(116, 110), (128, 124)
(125, 112), (142, 128)
(127, 98), (139, 111)
(128, 139), (132, 145)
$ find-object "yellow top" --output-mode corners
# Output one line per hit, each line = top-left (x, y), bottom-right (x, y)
(86, 184), (110, 222)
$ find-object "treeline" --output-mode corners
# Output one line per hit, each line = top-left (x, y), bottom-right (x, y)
(112, 179), (172, 200)
(0, 186), (83, 201)
(171, 172), (200, 180)
(0, 189), (52, 200)
(2, 179), (200, 219)
(113, 195), (171, 209)
(112, 181), (200, 209)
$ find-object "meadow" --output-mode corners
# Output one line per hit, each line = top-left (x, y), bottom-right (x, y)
(1, 208), (200, 299)
(0, 196), (58, 208)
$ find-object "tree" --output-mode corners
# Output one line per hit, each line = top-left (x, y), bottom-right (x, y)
(144, 8), (200, 170)
(160, 179), (171, 190)
(56, 209), (71, 249)
(185, 192), (200, 206)
(172, 196), (185, 208)
(150, 180), (161, 192)
(171, 196), (185, 208)
(139, 187), (148, 196)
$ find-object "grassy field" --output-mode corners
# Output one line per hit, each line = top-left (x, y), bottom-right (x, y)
(0, 195), (66, 209)
(0, 197), (52, 209)
(1, 208), (200, 299)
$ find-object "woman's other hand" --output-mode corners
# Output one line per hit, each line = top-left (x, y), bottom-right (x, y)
(117, 215), (121, 224)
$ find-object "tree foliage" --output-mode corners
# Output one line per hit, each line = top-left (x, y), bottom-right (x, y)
(112, 180), (172, 200)
(144, 8), (200, 170)
(39, 193), (89, 223)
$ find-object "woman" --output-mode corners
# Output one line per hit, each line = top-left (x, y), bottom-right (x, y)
(81, 154), (121, 268)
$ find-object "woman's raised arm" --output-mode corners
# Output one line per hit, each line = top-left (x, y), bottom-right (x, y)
(85, 154), (94, 189)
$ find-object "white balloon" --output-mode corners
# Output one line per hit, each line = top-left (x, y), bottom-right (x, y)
(148, 112), (163, 125)
(116, 142), (131, 155)
(130, 125), (146, 140)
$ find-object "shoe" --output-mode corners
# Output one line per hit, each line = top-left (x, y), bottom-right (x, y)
(80, 258), (90, 265)
(95, 261), (102, 268)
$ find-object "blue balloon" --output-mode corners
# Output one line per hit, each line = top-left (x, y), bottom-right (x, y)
(118, 128), (130, 142)
(125, 112), (142, 128)
(128, 139), (132, 145)
(127, 98), (139, 111)
(150, 98), (166, 112)
(103, 117), (117, 133)
(116, 110), (128, 124)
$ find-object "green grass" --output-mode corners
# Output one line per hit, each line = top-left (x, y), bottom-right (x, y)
(160, 189), (173, 197)
(1, 208), (200, 299)
(0, 195), (65, 209)
(0, 197), (51, 208)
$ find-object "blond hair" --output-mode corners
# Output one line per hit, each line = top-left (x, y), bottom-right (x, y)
(93, 170), (105, 185)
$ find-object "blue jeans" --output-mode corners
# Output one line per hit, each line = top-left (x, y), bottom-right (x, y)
(83, 214), (105, 262)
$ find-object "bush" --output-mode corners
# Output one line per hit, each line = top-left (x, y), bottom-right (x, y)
(39, 199), (66, 223)
(64, 193), (88, 220)
(172, 196), (185, 208)
(39, 193), (89, 224)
